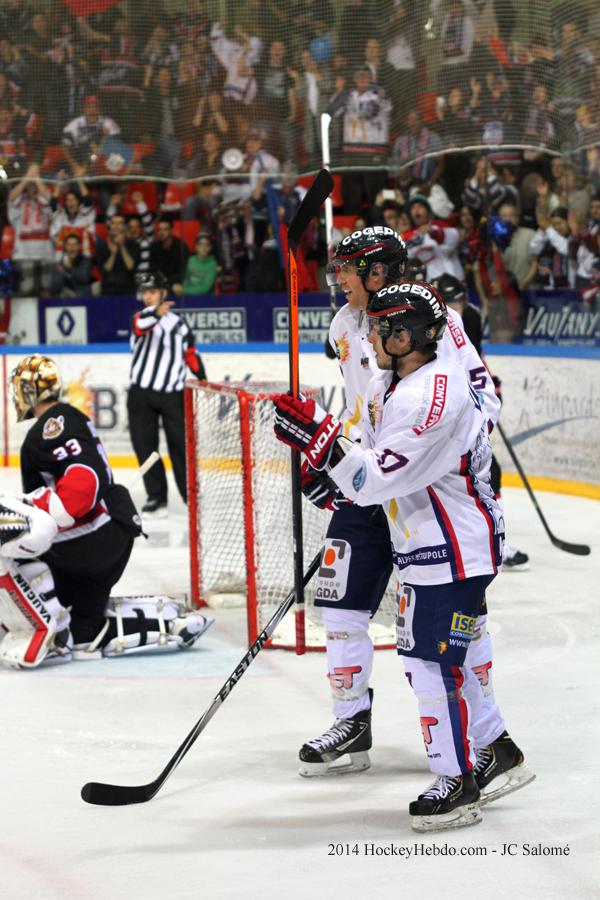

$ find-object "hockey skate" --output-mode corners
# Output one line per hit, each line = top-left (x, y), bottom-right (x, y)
(474, 731), (536, 806)
(410, 771), (482, 833)
(142, 499), (168, 519)
(299, 690), (373, 777)
(502, 545), (529, 571)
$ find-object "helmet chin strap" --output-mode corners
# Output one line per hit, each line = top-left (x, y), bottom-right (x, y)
(381, 331), (414, 370)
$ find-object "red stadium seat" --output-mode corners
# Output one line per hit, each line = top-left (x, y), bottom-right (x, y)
(131, 143), (155, 163)
(161, 181), (199, 212)
(121, 181), (158, 214)
(1, 226), (15, 258)
(333, 215), (356, 232)
(41, 145), (65, 173)
(172, 220), (201, 251)
(95, 223), (108, 243)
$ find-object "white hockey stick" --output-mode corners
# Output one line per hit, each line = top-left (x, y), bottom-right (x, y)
(127, 451), (160, 489)
(321, 112), (337, 359)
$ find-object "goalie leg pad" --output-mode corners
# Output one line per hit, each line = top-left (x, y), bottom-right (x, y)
(72, 595), (214, 659)
(0, 559), (71, 668)
(322, 607), (373, 718)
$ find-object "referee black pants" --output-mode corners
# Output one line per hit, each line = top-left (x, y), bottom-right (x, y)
(127, 384), (188, 504)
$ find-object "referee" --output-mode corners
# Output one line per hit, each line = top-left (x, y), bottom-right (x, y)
(128, 270), (206, 517)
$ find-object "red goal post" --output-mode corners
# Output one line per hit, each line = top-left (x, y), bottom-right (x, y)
(185, 380), (397, 653)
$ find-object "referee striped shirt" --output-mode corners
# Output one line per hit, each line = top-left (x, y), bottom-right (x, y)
(130, 307), (194, 391)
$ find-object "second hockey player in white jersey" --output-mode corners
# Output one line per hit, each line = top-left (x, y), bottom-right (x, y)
(273, 280), (534, 831)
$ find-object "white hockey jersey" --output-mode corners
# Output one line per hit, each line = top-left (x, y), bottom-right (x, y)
(440, 307), (501, 428)
(329, 354), (504, 586)
(329, 302), (376, 442)
(328, 302), (500, 443)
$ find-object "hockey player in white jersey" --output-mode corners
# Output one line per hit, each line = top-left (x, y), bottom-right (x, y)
(273, 281), (534, 831)
(298, 226), (408, 778)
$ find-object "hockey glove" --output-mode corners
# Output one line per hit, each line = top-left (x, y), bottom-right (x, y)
(184, 346), (207, 380)
(273, 393), (341, 470)
(301, 460), (348, 511)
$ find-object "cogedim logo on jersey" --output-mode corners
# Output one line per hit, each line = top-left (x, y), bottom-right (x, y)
(273, 308), (331, 343)
(181, 308), (247, 343)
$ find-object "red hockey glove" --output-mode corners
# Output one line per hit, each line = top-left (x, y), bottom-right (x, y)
(301, 460), (348, 510)
(273, 393), (341, 470)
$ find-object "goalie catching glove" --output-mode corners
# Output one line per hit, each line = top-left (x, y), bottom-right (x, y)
(273, 394), (341, 470)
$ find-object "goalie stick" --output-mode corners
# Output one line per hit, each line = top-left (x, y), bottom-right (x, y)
(497, 422), (591, 556)
(287, 168), (333, 655)
(80, 548), (323, 806)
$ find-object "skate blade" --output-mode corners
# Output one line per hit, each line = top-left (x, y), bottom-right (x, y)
(411, 803), (482, 834)
(299, 751), (371, 778)
(479, 763), (536, 806)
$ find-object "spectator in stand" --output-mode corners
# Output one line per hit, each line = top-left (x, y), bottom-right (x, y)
(0, 105), (31, 179)
(290, 47), (335, 168)
(403, 193), (463, 281)
(496, 201), (537, 290)
(142, 24), (180, 90)
(256, 39), (297, 163)
(50, 233), (93, 297)
(149, 219), (189, 296)
(340, 66), (391, 214)
(524, 84), (555, 151)
(382, 0), (421, 125)
(62, 95), (120, 177)
(289, 0), (334, 47)
(143, 66), (183, 179)
(182, 233), (218, 295)
(461, 157), (518, 215)
(552, 19), (594, 137)
(8, 162), (54, 295)
(95, 213), (140, 295)
(192, 90), (230, 141)
(432, 0), (476, 91)
(391, 109), (445, 197)
(529, 206), (573, 289)
(186, 130), (223, 181)
(362, 38), (396, 103)
(50, 177), (95, 261)
(182, 179), (222, 223)
(210, 21), (262, 134)
(479, 69), (513, 146)
(0, 38), (27, 88)
(97, 15), (143, 142)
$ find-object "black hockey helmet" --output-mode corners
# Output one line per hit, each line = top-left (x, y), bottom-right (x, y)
(367, 280), (447, 358)
(135, 270), (168, 292)
(431, 273), (466, 307)
(403, 256), (427, 282)
(326, 226), (407, 287)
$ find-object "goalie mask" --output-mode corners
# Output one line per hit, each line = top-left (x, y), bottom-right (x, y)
(326, 227), (407, 288)
(11, 355), (62, 422)
(367, 280), (447, 360)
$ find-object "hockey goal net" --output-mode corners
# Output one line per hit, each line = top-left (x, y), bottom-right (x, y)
(185, 380), (398, 652)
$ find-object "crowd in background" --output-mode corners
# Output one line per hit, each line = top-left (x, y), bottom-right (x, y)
(0, 0), (599, 340)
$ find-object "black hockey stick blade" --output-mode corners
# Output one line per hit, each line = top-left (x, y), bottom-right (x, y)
(288, 169), (334, 248)
(80, 549), (323, 806)
(497, 423), (591, 556)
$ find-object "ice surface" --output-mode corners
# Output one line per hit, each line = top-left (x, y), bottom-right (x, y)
(1, 467), (599, 900)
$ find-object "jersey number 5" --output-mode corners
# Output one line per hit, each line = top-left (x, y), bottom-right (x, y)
(52, 438), (83, 461)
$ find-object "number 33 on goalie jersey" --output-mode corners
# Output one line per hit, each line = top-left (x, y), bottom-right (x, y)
(20, 401), (114, 541)
(329, 356), (505, 586)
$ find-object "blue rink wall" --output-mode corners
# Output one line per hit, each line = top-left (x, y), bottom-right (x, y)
(1, 343), (598, 499)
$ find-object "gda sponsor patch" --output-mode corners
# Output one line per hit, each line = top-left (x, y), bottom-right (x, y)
(315, 539), (351, 602)
(396, 585), (416, 652)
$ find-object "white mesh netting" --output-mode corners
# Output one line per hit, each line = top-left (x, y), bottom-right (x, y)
(187, 380), (398, 650)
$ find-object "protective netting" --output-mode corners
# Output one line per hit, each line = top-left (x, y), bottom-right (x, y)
(1, 1), (598, 184)
(186, 381), (398, 651)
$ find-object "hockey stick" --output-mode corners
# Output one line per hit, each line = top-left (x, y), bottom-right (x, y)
(320, 113), (338, 360)
(287, 168), (333, 654)
(497, 422), (591, 556)
(80, 548), (323, 806)
(127, 451), (160, 489)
